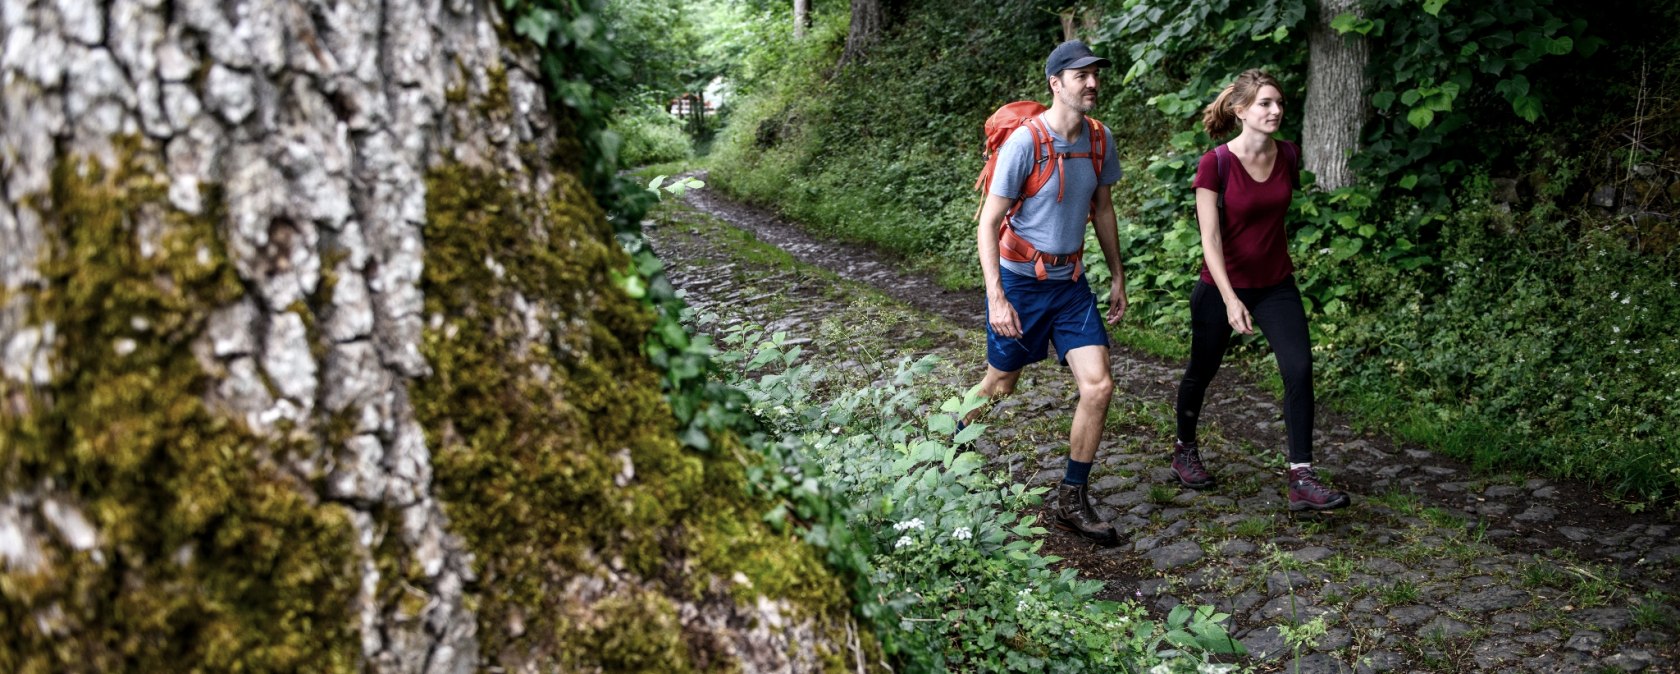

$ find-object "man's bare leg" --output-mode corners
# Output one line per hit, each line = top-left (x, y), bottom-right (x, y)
(961, 365), (1022, 426)
(1064, 345), (1114, 462)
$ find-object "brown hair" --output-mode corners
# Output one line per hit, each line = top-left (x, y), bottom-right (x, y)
(1202, 69), (1283, 137)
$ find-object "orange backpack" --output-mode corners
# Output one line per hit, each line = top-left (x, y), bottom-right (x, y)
(973, 101), (1108, 281)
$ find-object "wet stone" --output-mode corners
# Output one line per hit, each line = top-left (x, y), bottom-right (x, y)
(1136, 578), (1169, 597)
(1287, 653), (1351, 674)
(1455, 586), (1530, 612)
(1388, 605), (1437, 626)
(1220, 539), (1256, 556)
(1146, 540), (1204, 570)
(1266, 570), (1309, 595)
(1515, 504), (1559, 522)
(1484, 485), (1523, 498)
(1471, 637), (1528, 670)
(1605, 649), (1656, 672)
(1419, 615), (1473, 639)
(1516, 628), (1563, 646)
(1353, 650), (1404, 673)
(1292, 546), (1334, 563)
(1573, 608), (1630, 632)
(1239, 625), (1286, 661)
(1493, 611), (1537, 630)
(1565, 630), (1604, 653)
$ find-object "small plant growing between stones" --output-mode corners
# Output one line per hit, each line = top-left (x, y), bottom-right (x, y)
(1147, 483), (1179, 505)
(1631, 590), (1677, 631)
(1380, 580), (1420, 606)
(1233, 516), (1272, 538)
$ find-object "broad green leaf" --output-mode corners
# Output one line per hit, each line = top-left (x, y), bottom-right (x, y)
(950, 451), (984, 475)
(1407, 106), (1435, 129)
(1400, 89), (1422, 107)
(1330, 13), (1360, 34)
(1399, 174), (1419, 189)
(1513, 95), (1542, 123)
(929, 414), (957, 435)
(953, 422), (986, 446)
(1422, 0), (1448, 17)
(1371, 91), (1396, 111)
(1550, 35), (1574, 55)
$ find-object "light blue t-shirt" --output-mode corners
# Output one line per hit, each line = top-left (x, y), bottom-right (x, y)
(989, 116), (1123, 281)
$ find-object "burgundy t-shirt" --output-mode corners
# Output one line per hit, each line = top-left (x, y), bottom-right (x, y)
(1192, 142), (1298, 288)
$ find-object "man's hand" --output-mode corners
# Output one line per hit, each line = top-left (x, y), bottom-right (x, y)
(1105, 278), (1128, 324)
(989, 295), (1022, 338)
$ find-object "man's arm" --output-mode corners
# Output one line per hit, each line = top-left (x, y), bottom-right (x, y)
(1091, 184), (1127, 324)
(977, 193), (1022, 338)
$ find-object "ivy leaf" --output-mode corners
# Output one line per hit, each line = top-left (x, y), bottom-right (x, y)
(1494, 75), (1531, 101)
(1422, 0), (1449, 16)
(1407, 106), (1435, 129)
(1400, 89), (1422, 107)
(1371, 91), (1397, 111)
(1330, 12), (1360, 34)
(1549, 35), (1574, 55)
(1399, 174), (1419, 190)
(1512, 95), (1542, 123)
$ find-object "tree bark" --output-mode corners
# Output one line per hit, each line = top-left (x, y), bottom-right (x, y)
(1303, 0), (1370, 190)
(0, 1), (874, 671)
(794, 0), (810, 38)
(838, 0), (885, 68)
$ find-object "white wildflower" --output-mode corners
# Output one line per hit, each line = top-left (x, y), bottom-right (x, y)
(1613, 326), (1621, 333)
(1611, 291), (1620, 300)
(953, 527), (973, 541)
(895, 535), (913, 549)
(893, 518), (925, 532)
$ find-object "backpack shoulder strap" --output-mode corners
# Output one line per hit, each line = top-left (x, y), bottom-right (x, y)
(1282, 140), (1301, 189)
(1085, 116), (1107, 178)
(1019, 115), (1058, 199)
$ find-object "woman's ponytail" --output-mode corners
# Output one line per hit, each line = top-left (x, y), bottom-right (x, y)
(1202, 84), (1240, 137)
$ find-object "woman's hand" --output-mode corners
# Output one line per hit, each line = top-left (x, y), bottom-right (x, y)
(1226, 297), (1253, 335)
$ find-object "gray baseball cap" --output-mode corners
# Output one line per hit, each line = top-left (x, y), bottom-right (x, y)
(1045, 40), (1112, 78)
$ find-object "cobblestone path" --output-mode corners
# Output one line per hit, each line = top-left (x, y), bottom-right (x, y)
(646, 180), (1678, 673)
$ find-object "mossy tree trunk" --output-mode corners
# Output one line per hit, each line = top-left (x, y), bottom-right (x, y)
(0, 0), (877, 672)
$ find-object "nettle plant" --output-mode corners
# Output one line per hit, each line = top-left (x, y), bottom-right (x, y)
(712, 322), (1245, 672)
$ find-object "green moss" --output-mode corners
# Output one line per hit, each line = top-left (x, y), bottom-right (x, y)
(0, 144), (360, 672)
(418, 161), (873, 671)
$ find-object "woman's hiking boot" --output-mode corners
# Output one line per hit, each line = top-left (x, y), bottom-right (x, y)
(1287, 467), (1351, 511)
(1053, 482), (1120, 546)
(1170, 440), (1217, 490)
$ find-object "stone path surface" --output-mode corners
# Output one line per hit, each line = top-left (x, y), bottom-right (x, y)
(647, 178), (1679, 673)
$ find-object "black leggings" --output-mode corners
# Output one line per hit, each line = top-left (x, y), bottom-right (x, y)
(1175, 278), (1315, 463)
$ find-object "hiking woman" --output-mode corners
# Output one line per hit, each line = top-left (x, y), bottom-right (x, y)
(1167, 69), (1350, 512)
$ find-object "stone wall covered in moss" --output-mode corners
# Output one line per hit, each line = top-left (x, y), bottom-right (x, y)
(0, 0), (873, 671)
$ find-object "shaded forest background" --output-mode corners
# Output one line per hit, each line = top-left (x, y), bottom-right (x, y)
(618, 0), (1680, 508)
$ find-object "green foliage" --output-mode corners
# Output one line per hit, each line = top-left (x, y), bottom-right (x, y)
(714, 322), (1244, 672)
(613, 108), (696, 167)
(1349, 0), (1602, 205)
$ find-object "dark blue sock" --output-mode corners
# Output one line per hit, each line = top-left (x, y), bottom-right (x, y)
(1063, 458), (1093, 486)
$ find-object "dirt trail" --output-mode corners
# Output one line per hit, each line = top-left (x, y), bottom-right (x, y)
(649, 175), (1678, 673)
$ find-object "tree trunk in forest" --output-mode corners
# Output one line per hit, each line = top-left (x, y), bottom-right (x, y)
(795, 0), (810, 38)
(1303, 0), (1370, 190)
(838, 0), (886, 68)
(0, 1), (874, 672)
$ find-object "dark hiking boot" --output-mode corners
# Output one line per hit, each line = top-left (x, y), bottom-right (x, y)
(1170, 440), (1217, 490)
(1288, 467), (1351, 512)
(1053, 482), (1120, 546)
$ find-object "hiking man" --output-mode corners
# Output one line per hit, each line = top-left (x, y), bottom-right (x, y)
(967, 40), (1129, 545)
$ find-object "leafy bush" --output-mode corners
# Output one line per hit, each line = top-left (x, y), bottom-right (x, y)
(713, 323), (1244, 672)
(614, 108), (695, 167)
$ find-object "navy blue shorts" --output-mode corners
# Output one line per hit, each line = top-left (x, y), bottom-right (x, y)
(985, 269), (1111, 372)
